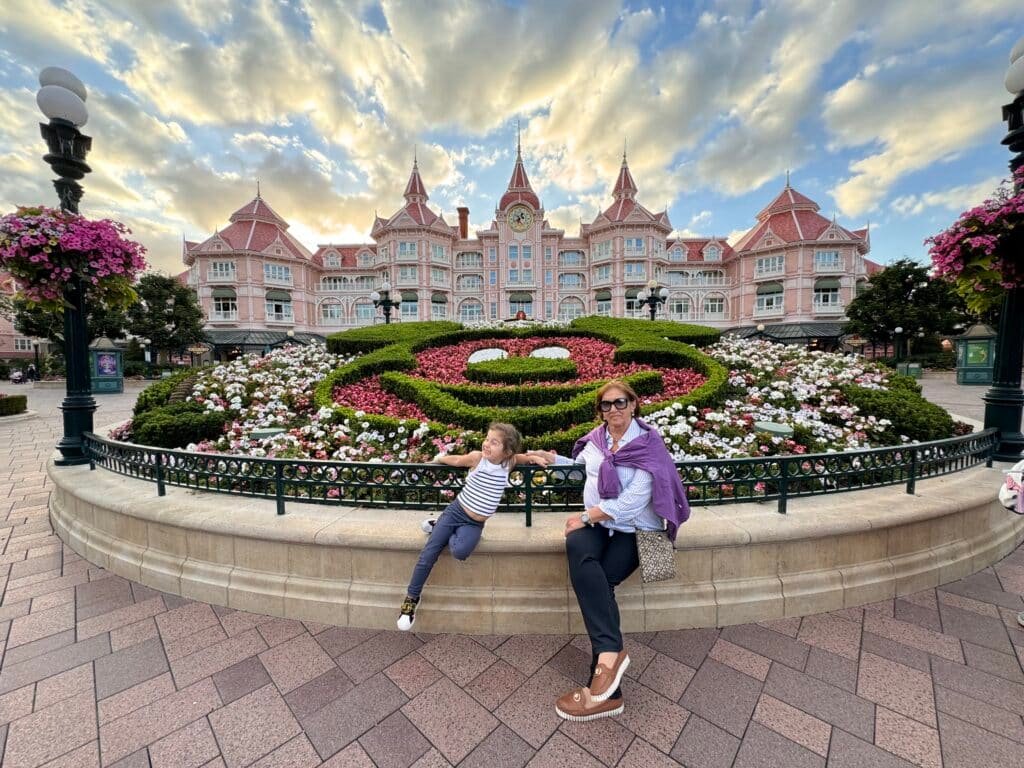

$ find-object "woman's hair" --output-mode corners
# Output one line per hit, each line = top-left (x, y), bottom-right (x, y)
(594, 378), (640, 419)
(487, 422), (523, 467)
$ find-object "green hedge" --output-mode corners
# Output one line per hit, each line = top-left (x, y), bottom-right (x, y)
(326, 321), (461, 355)
(465, 356), (577, 384)
(436, 371), (662, 407)
(841, 382), (954, 442)
(133, 368), (198, 416)
(315, 317), (731, 452)
(131, 401), (233, 448)
(0, 395), (27, 416)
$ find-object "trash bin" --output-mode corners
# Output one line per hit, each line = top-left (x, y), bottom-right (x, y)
(906, 363), (922, 380)
(896, 362), (910, 376)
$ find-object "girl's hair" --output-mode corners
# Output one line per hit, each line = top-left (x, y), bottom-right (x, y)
(594, 378), (640, 419)
(487, 422), (523, 467)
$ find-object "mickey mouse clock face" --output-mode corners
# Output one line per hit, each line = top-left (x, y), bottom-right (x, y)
(508, 205), (535, 232)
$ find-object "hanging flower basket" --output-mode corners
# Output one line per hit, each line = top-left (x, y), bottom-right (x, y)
(0, 205), (147, 311)
(926, 168), (1024, 314)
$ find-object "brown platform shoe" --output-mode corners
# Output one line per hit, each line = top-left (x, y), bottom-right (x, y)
(555, 687), (624, 722)
(588, 651), (630, 702)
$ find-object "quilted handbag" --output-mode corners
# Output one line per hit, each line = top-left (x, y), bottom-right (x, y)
(635, 525), (677, 583)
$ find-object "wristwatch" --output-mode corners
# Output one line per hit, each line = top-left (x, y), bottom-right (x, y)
(580, 511), (593, 527)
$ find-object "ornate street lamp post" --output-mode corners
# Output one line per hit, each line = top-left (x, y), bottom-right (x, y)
(37, 67), (96, 466)
(893, 326), (904, 366)
(33, 342), (40, 378)
(637, 280), (669, 321)
(983, 36), (1024, 462)
(370, 280), (401, 324)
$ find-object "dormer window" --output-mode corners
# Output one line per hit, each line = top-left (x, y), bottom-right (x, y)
(704, 246), (721, 261)
(275, 247), (283, 255)
(325, 252), (341, 268)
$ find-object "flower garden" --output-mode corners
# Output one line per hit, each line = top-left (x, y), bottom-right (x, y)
(115, 317), (961, 465)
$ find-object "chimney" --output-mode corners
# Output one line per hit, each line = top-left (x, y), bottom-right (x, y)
(457, 206), (469, 239)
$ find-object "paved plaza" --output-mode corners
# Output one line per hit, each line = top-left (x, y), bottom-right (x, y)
(0, 377), (1022, 767)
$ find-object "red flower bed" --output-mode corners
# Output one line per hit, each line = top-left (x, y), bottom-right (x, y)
(332, 335), (706, 419)
(332, 375), (429, 420)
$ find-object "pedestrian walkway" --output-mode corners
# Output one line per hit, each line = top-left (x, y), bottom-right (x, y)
(0, 379), (1022, 767)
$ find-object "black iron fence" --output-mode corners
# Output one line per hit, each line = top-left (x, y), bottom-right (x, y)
(81, 429), (999, 525)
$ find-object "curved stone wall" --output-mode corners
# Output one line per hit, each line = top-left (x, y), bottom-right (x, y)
(48, 459), (1024, 634)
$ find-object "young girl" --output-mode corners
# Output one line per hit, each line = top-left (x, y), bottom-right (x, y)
(397, 422), (548, 630)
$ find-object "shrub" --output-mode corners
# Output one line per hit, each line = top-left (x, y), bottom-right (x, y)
(841, 384), (954, 442)
(131, 401), (232, 448)
(133, 368), (199, 416)
(0, 361), (9, 380)
(0, 394), (27, 416)
(465, 356), (577, 384)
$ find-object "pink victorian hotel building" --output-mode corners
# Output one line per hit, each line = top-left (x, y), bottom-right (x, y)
(182, 146), (879, 357)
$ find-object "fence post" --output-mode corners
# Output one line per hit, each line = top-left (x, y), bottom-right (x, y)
(155, 451), (166, 497)
(907, 446), (917, 495)
(87, 436), (95, 471)
(524, 467), (534, 528)
(275, 463), (286, 515)
(778, 458), (788, 515)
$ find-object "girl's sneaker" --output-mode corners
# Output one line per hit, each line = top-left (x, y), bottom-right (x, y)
(421, 518), (437, 534)
(397, 595), (419, 631)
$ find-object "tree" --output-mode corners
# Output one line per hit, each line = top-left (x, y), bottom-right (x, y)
(126, 274), (206, 361)
(12, 296), (130, 345)
(844, 258), (970, 353)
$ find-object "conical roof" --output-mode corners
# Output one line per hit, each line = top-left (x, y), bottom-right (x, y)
(499, 138), (540, 210)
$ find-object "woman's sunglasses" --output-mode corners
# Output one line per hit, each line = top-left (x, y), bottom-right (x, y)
(598, 397), (631, 412)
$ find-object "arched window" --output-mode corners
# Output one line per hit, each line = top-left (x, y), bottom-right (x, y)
(558, 297), (585, 321)
(324, 251), (341, 268)
(320, 299), (343, 326)
(594, 289), (612, 317)
(703, 293), (726, 318)
(668, 294), (691, 320)
(459, 299), (483, 322)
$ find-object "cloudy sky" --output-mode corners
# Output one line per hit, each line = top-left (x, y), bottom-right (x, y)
(0, 1), (1021, 276)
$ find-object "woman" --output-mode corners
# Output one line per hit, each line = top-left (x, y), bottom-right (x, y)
(541, 379), (689, 722)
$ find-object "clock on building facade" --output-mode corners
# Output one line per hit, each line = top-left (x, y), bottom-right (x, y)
(508, 205), (534, 232)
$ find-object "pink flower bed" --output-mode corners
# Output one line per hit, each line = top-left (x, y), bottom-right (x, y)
(332, 375), (429, 420)
(331, 335), (706, 418)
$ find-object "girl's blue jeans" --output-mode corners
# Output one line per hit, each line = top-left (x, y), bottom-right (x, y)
(406, 498), (484, 599)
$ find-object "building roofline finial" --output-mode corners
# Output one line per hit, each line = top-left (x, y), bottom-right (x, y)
(516, 119), (521, 157)
(413, 145), (418, 167)
(785, 169), (791, 187)
(256, 179), (260, 198)
(623, 137), (628, 164)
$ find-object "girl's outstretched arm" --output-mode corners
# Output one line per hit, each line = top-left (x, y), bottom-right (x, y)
(433, 450), (482, 468)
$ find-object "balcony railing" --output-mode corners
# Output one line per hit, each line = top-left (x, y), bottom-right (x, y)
(206, 271), (236, 283)
(318, 282), (377, 293)
(455, 257), (484, 269)
(753, 304), (785, 317)
(812, 301), (845, 315)
(666, 277), (729, 287)
(814, 261), (843, 273)
(753, 267), (784, 279)
(210, 310), (238, 321)
(266, 311), (294, 323)
(264, 275), (293, 287)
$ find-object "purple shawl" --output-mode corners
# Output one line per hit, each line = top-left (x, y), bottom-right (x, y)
(572, 418), (690, 542)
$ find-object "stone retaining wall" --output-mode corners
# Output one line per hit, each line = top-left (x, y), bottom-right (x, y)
(48, 459), (1024, 634)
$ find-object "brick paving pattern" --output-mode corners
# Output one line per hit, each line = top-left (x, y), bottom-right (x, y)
(0, 380), (1022, 766)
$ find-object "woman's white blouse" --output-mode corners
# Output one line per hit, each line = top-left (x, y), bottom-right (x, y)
(556, 419), (663, 533)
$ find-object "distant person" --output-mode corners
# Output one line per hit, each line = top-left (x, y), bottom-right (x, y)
(396, 422), (549, 630)
(25, 364), (36, 382)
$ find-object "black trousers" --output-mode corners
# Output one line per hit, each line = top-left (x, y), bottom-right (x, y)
(566, 526), (639, 700)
